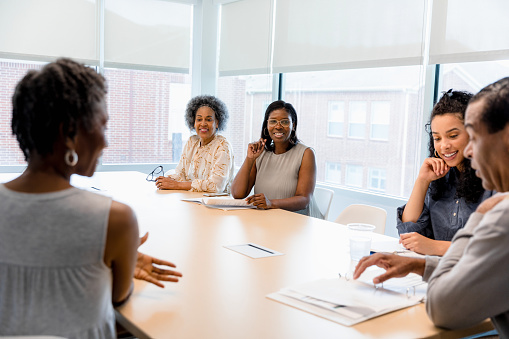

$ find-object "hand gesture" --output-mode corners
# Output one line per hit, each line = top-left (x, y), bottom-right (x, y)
(135, 252), (182, 287)
(135, 232), (182, 287)
(155, 176), (178, 190)
(417, 157), (449, 184)
(399, 232), (445, 255)
(353, 253), (425, 284)
(246, 193), (272, 210)
(247, 138), (266, 160)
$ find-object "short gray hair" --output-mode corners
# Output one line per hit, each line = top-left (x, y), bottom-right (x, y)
(185, 95), (229, 131)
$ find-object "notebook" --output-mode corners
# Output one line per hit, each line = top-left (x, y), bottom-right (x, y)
(267, 276), (425, 326)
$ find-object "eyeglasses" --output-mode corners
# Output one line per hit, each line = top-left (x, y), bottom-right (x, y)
(267, 119), (291, 127)
(146, 166), (164, 182)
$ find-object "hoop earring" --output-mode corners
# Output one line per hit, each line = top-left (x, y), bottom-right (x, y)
(434, 150), (440, 158)
(290, 130), (296, 144)
(65, 149), (78, 166)
(263, 128), (269, 137)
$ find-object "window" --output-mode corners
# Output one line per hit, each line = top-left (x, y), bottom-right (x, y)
(102, 68), (191, 164)
(368, 168), (386, 192)
(327, 101), (344, 137)
(440, 61), (509, 95)
(348, 101), (367, 139)
(325, 162), (341, 184)
(284, 67), (424, 197)
(370, 101), (390, 141)
(217, 74), (273, 168)
(345, 164), (363, 188)
(0, 60), (44, 166)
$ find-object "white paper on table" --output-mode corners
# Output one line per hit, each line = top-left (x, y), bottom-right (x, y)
(181, 197), (256, 210)
(224, 243), (283, 258)
(371, 238), (425, 258)
(355, 267), (427, 299)
(268, 277), (423, 326)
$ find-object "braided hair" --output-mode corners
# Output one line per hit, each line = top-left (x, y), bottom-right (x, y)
(427, 90), (485, 202)
(11, 58), (106, 161)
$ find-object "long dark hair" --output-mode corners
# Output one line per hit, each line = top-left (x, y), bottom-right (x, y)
(427, 90), (485, 202)
(261, 100), (299, 152)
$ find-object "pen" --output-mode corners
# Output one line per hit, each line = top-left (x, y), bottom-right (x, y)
(248, 243), (274, 254)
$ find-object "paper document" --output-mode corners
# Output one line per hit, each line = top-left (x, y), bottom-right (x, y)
(202, 197), (254, 208)
(371, 238), (425, 258)
(224, 243), (283, 258)
(268, 277), (424, 326)
(181, 197), (255, 210)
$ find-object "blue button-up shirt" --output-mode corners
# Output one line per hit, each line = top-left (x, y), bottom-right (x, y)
(397, 171), (494, 241)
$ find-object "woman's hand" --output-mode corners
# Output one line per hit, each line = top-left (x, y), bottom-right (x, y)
(399, 232), (449, 255)
(247, 138), (266, 160)
(246, 193), (273, 210)
(135, 232), (182, 287)
(135, 252), (182, 287)
(155, 176), (179, 190)
(417, 157), (450, 183)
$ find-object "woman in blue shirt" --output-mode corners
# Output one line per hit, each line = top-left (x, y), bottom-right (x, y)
(397, 90), (493, 256)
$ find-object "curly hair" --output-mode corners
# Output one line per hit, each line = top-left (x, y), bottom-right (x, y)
(11, 58), (106, 161)
(261, 100), (300, 152)
(184, 95), (229, 131)
(426, 90), (485, 202)
(470, 77), (509, 134)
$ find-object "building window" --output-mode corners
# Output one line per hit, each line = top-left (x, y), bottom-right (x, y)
(348, 101), (367, 139)
(345, 164), (363, 187)
(217, 74), (273, 168)
(370, 101), (390, 141)
(325, 162), (341, 184)
(102, 68), (191, 165)
(327, 101), (344, 137)
(368, 168), (386, 192)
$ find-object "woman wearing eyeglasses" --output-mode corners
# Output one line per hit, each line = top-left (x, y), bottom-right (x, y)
(0, 59), (182, 338)
(231, 100), (322, 218)
(155, 95), (234, 193)
(397, 90), (493, 256)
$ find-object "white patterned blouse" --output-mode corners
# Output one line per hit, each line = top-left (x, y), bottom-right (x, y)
(170, 134), (234, 193)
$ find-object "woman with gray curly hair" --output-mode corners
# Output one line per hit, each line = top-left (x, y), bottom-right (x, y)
(155, 95), (234, 193)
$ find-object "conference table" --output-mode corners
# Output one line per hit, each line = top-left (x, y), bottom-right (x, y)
(1, 171), (494, 338)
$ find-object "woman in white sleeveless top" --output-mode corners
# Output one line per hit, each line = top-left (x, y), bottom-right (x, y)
(231, 100), (322, 218)
(0, 58), (182, 338)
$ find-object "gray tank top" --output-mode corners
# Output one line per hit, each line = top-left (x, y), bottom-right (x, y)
(0, 184), (115, 339)
(255, 143), (322, 218)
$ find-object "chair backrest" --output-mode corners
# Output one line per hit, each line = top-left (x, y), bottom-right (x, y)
(313, 187), (334, 220)
(334, 204), (387, 234)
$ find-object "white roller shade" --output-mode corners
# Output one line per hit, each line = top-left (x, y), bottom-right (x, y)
(104, 0), (192, 73)
(273, 0), (427, 73)
(429, 0), (509, 65)
(0, 0), (97, 64)
(218, 0), (273, 76)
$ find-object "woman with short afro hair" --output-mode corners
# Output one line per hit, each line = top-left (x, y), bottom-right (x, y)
(155, 95), (234, 193)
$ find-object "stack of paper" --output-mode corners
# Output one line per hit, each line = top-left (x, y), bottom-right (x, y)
(202, 197), (255, 210)
(267, 277), (425, 326)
